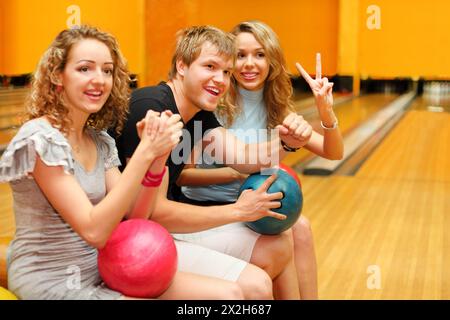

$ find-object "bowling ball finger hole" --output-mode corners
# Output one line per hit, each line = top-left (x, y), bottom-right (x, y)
(278, 192), (285, 209)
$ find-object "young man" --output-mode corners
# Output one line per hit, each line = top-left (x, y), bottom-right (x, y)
(115, 26), (311, 299)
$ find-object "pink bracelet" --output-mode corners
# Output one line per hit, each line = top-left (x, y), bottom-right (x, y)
(141, 167), (167, 187)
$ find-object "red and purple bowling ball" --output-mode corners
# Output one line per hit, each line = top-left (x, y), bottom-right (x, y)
(279, 163), (302, 188)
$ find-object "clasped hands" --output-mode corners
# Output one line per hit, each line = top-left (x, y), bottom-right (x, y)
(136, 110), (183, 159)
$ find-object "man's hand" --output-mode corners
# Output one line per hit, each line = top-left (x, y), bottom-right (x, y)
(233, 173), (286, 222)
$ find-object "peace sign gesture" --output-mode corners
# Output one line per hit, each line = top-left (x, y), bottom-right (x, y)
(296, 54), (334, 116)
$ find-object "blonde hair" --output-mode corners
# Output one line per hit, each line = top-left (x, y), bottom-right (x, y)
(217, 21), (295, 129)
(25, 25), (130, 134)
(168, 25), (236, 80)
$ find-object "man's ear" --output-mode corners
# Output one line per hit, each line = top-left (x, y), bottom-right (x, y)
(176, 59), (186, 77)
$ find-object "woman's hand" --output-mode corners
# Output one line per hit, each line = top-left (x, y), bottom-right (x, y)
(232, 174), (286, 222)
(136, 110), (159, 139)
(296, 58), (336, 126)
(137, 110), (183, 160)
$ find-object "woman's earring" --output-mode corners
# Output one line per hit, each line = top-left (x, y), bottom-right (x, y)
(56, 85), (63, 93)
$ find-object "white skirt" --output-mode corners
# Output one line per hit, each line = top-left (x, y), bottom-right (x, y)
(173, 223), (261, 282)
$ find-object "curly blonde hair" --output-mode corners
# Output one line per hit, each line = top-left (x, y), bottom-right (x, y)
(217, 21), (295, 129)
(25, 25), (130, 134)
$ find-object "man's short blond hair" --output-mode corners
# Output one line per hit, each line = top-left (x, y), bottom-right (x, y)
(168, 25), (236, 79)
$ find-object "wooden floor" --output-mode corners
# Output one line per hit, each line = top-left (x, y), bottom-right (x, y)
(0, 183), (14, 238)
(301, 106), (450, 299)
(0, 88), (27, 148)
(1, 89), (450, 299)
(0, 88), (25, 237)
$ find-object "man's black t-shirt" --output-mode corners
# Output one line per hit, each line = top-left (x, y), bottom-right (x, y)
(115, 82), (222, 200)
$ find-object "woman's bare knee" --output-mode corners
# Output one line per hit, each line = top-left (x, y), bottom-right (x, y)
(237, 264), (273, 300)
(293, 216), (314, 246)
(219, 283), (245, 300)
(251, 232), (293, 278)
(157, 272), (244, 300)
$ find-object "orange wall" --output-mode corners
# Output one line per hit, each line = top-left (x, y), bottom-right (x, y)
(0, 1), (3, 74)
(358, 0), (450, 79)
(144, 0), (339, 86)
(3, 1), (450, 82)
(144, 0), (194, 85)
(2, 0), (339, 84)
(338, 0), (359, 76)
(0, 0), (145, 77)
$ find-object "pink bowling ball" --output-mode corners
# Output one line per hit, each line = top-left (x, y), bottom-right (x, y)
(98, 219), (177, 298)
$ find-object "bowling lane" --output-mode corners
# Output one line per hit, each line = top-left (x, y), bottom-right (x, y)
(356, 97), (450, 182)
(410, 95), (450, 112)
(0, 183), (14, 238)
(0, 90), (24, 237)
(0, 113), (22, 129)
(299, 94), (450, 299)
(283, 93), (400, 167)
(0, 88), (29, 105)
(0, 89), (28, 119)
(0, 89), (27, 149)
(301, 173), (450, 299)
